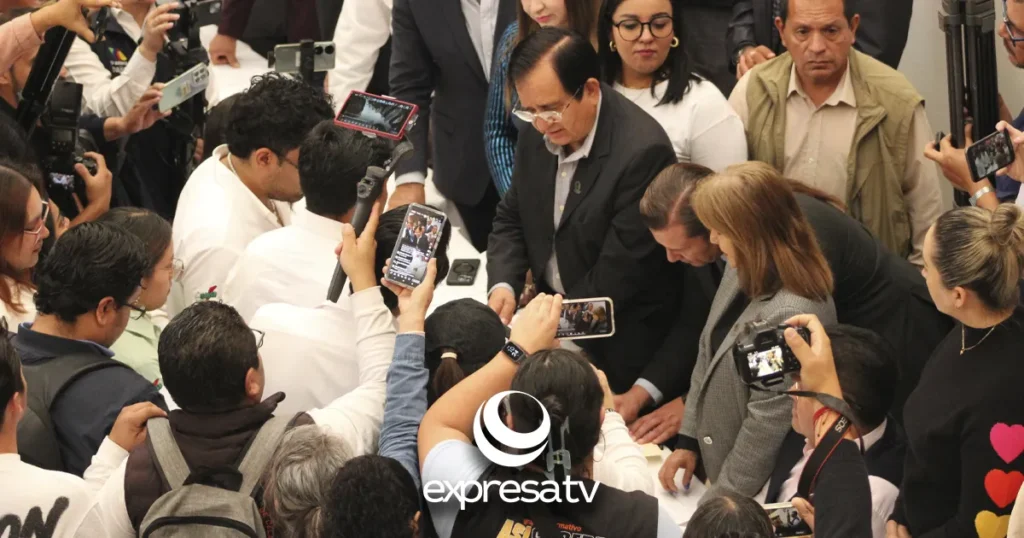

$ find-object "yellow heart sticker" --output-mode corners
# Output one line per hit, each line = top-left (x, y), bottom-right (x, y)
(975, 510), (1010, 538)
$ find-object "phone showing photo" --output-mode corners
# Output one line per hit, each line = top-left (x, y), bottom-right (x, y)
(158, 63), (209, 113)
(384, 204), (448, 289)
(966, 129), (1016, 181)
(335, 91), (418, 140)
(764, 503), (813, 537)
(556, 298), (615, 340)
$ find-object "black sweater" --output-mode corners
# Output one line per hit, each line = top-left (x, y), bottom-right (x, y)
(894, 307), (1024, 536)
(813, 440), (874, 538)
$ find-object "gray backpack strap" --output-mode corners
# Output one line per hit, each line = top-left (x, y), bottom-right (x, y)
(237, 415), (292, 495)
(147, 417), (191, 489)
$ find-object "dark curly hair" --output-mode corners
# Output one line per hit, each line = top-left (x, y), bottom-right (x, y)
(0, 319), (25, 430)
(225, 73), (335, 159)
(33, 222), (148, 323)
(321, 455), (420, 538)
(159, 301), (259, 413)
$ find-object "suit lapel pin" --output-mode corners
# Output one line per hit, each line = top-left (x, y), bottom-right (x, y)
(573, 181), (582, 194)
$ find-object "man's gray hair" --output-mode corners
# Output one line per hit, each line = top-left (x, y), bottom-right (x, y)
(263, 425), (353, 538)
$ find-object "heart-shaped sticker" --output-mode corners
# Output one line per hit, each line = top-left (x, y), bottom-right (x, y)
(991, 424), (1024, 464)
(985, 470), (1024, 509)
(975, 510), (1010, 538)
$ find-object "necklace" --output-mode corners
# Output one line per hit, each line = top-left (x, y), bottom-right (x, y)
(960, 325), (997, 355)
(226, 154), (282, 225)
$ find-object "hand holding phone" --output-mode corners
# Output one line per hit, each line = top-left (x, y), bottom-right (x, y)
(158, 63), (209, 112)
(966, 129), (1016, 182)
(383, 204), (447, 289)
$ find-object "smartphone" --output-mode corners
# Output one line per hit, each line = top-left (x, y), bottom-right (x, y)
(556, 298), (615, 340)
(764, 503), (813, 537)
(966, 129), (1016, 181)
(446, 259), (480, 286)
(158, 63), (209, 112)
(335, 91), (418, 141)
(384, 204), (448, 289)
(271, 41), (336, 74)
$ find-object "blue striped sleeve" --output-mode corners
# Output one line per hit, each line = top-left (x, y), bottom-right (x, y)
(484, 22), (520, 197)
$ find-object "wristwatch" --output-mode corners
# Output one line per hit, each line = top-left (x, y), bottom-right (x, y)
(970, 185), (994, 206)
(502, 341), (528, 363)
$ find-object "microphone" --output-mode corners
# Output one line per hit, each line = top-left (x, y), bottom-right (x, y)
(326, 140), (414, 302)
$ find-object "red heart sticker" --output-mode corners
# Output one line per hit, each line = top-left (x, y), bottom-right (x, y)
(984, 469), (1024, 509)
(991, 424), (1024, 464)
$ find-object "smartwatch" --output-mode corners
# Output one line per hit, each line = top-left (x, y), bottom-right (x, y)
(502, 341), (528, 363)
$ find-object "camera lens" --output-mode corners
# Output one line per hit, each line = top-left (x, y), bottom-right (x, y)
(325, 45), (335, 55)
(315, 46), (324, 54)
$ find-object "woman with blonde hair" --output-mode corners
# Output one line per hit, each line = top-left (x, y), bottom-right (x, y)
(658, 161), (837, 500)
(891, 204), (1024, 536)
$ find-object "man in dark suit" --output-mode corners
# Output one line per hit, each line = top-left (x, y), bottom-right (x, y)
(767, 325), (905, 537)
(639, 163), (953, 426)
(486, 28), (683, 393)
(388, 0), (516, 252)
(727, 0), (913, 79)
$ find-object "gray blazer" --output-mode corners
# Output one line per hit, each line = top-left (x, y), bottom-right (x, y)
(680, 266), (837, 500)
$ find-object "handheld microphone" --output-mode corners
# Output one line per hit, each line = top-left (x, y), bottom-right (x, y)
(326, 140), (414, 302)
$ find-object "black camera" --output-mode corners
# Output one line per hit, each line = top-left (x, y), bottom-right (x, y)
(733, 322), (810, 385)
(40, 80), (98, 217)
(156, 0), (221, 59)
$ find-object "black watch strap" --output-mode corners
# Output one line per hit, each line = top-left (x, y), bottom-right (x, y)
(502, 341), (528, 363)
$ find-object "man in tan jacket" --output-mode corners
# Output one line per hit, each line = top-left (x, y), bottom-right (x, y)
(728, 0), (943, 267)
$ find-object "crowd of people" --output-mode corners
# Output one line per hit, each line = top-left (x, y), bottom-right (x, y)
(1, 0), (1024, 536)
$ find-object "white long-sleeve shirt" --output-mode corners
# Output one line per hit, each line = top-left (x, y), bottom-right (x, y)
(327, 0), (392, 111)
(64, 8), (156, 117)
(592, 410), (655, 495)
(73, 301), (393, 537)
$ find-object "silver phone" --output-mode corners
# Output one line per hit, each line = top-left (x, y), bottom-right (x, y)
(271, 41), (336, 74)
(158, 63), (209, 112)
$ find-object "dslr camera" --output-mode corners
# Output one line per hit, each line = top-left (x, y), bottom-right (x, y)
(155, 0), (222, 61)
(41, 80), (98, 217)
(733, 321), (810, 385)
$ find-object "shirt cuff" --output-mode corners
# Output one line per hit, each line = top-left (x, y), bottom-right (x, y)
(395, 171), (426, 186)
(634, 379), (663, 406)
(350, 286), (387, 312)
(398, 331), (425, 337)
(674, 434), (700, 452)
(487, 283), (514, 298)
(96, 436), (130, 464)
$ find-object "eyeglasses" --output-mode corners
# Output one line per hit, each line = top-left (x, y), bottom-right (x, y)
(512, 87), (582, 124)
(1006, 0), (1024, 45)
(24, 201), (50, 236)
(252, 328), (265, 349)
(613, 15), (674, 42)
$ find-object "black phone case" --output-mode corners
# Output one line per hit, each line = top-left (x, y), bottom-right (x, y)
(967, 130), (1016, 182)
(446, 259), (480, 286)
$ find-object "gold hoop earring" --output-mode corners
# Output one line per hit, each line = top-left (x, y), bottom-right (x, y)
(671, 37), (680, 48)
(609, 40), (616, 51)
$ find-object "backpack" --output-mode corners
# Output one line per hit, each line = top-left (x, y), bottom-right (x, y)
(138, 415), (291, 538)
(17, 352), (131, 471)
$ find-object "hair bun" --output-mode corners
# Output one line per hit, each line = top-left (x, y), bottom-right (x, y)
(988, 204), (1024, 250)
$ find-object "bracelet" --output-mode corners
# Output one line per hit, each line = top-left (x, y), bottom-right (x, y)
(970, 185), (994, 206)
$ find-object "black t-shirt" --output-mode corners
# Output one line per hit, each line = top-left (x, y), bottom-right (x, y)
(895, 307), (1024, 535)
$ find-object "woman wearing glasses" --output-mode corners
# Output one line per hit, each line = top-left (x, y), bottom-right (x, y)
(598, 0), (746, 170)
(99, 208), (181, 388)
(0, 165), (50, 333)
(484, 0), (600, 197)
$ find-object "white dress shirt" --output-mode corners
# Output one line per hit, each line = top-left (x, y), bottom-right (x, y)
(74, 308), (393, 538)
(777, 420), (898, 538)
(64, 8), (156, 117)
(167, 145), (292, 317)
(249, 288), (396, 417)
(327, 0), (393, 112)
(223, 206), (345, 323)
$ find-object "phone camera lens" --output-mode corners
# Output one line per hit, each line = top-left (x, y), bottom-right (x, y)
(325, 45), (335, 55)
(315, 46), (324, 54)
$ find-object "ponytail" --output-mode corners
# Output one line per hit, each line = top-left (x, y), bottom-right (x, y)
(429, 351), (466, 405)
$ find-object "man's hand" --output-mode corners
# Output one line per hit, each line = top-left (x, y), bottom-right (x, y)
(736, 45), (775, 79)
(139, 2), (180, 61)
(31, 0), (122, 43)
(783, 314), (843, 400)
(108, 402), (167, 452)
(383, 258), (437, 333)
(658, 448), (697, 493)
(630, 396), (684, 445)
(209, 33), (240, 67)
(924, 127), (978, 194)
(508, 293), (562, 354)
(886, 521), (913, 538)
(72, 151), (112, 216)
(106, 84), (169, 139)
(792, 498), (816, 531)
(335, 204), (380, 292)
(996, 121), (1024, 182)
(613, 384), (652, 424)
(387, 183), (425, 211)
(488, 286), (517, 325)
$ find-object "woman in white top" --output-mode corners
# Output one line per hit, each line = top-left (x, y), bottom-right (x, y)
(598, 0), (747, 170)
(0, 165), (51, 332)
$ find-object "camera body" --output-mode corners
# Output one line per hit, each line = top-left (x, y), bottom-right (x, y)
(40, 81), (98, 218)
(733, 322), (810, 385)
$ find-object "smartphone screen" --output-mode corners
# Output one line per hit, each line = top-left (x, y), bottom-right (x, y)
(337, 91), (416, 140)
(967, 130), (1016, 181)
(158, 64), (209, 113)
(556, 298), (615, 340)
(764, 503), (813, 537)
(384, 204), (448, 289)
